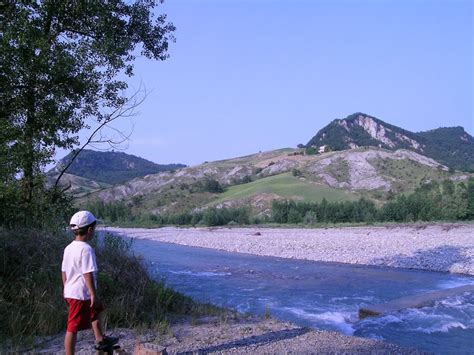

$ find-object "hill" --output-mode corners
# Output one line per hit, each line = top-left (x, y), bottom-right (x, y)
(79, 146), (471, 218)
(50, 149), (186, 185)
(46, 172), (112, 197)
(306, 113), (474, 171)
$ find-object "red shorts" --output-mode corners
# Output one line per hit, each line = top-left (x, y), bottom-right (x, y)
(65, 298), (104, 332)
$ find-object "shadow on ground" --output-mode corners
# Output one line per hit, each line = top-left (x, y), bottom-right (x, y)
(180, 327), (310, 354)
(370, 245), (473, 273)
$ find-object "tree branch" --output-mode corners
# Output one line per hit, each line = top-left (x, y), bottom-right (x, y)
(54, 86), (147, 187)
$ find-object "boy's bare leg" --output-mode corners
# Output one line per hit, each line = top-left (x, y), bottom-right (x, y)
(65, 331), (77, 355)
(91, 319), (104, 343)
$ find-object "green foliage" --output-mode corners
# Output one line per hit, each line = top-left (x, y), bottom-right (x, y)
(190, 178), (224, 193)
(380, 180), (470, 222)
(86, 200), (133, 223)
(468, 178), (474, 219)
(202, 207), (250, 226)
(0, 230), (221, 346)
(1, 0), (175, 208)
(56, 150), (185, 185)
(203, 179), (224, 193)
(418, 127), (474, 172)
(272, 179), (472, 224)
(0, 180), (73, 230)
(272, 198), (378, 224)
(305, 147), (318, 155)
(292, 168), (302, 177)
(303, 211), (318, 225)
(0, 230), (66, 344)
(231, 175), (253, 185)
(85, 199), (250, 227)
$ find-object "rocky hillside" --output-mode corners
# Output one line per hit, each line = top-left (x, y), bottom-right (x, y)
(80, 147), (471, 216)
(46, 172), (111, 197)
(306, 113), (474, 171)
(49, 149), (186, 185)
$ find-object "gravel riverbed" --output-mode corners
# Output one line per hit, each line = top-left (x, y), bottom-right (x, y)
(106, 223), (474, 275)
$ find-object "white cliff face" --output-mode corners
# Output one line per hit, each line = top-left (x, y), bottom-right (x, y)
(354, 115), (396, 148)
(337, 119), (350, 132)
(351, 115), (424, 151)
(395, 133), (422, 150)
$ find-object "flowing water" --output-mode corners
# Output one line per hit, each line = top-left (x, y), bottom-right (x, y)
(130, 238), (474, 354)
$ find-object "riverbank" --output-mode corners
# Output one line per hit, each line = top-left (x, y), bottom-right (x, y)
(106, 223), (474, 275)
(35, 315), (422, 354)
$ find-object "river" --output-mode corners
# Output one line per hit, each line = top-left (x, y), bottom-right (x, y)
(130, 238), (474, 354)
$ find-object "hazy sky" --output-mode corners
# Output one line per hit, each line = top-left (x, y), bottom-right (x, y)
(67, 0), (473, 167)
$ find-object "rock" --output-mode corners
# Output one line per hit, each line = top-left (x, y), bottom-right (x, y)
(134, 342), (167, 355)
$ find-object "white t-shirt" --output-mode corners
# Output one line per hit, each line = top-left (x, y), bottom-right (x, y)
(61, 240), (98, 300)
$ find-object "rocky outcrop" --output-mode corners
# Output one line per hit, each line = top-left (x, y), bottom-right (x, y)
(354, 115), (397, 148)
(306, 148), (450, 191)
(307, 112), (474, 171)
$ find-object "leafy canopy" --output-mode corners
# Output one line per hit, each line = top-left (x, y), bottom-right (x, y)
(0, 0), (175, 226)
(1, 0), (175, 180)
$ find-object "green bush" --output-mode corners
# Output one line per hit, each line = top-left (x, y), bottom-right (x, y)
(0, 182), (73, 231)
(303, 211), (318, 225)
(0, 230), (221, 347)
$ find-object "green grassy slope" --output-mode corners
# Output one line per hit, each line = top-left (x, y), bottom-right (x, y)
(215, 172), (358, 203)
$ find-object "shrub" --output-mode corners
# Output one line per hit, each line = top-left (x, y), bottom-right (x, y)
(203, 179), (223, 193)
(0, 230), (221, 347)
(303, 211), (318, 225)
(305, 147), (317, 155)
(292, 168), (302, 177)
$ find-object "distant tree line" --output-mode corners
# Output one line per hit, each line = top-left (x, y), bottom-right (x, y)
(85, 200), (251, 227)
(272, 178), (474, 224)
(272, 198), (378, 224)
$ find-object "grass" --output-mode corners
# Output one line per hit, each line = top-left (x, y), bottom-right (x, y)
(324, 158), (350, 183)
(0, 229), (225, 350)
(208, 148), (297, 167)
(214, 172), (358, 203)
(370, 158), (453, 192)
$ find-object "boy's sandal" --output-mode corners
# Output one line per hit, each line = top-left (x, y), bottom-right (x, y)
(95, 335), (119, 350)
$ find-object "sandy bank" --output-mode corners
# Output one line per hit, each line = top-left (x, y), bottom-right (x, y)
(106, 224), (474, 275)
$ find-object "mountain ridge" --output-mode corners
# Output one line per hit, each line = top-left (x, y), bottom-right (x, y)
(306, 113), (474, 171)
(50, 149), (186, 185)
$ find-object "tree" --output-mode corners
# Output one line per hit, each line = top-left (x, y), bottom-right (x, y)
(203, 179), (223, 193)
(467, 178), (474, 219)
(1, 1), (175, 212)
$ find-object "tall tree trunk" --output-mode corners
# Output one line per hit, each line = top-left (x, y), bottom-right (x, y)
(22, 87), (36, 208)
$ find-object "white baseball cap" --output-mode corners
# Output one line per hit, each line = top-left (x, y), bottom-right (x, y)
(70, 211), (97, 230)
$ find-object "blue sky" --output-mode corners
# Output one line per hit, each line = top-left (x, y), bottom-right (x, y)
(72, 0), (473, 166)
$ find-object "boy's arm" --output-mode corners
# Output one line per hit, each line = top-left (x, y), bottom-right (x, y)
(61, 272), (66, 285)
(83, 272), (99, 308)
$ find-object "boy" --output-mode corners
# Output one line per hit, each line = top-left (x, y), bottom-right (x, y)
(61, 210), (117, 355)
